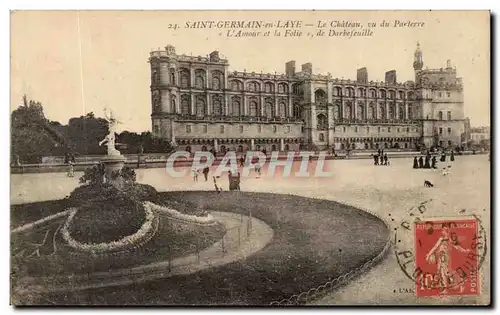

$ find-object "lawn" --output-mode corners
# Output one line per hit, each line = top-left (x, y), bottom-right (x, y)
(15, 190), (390, 305)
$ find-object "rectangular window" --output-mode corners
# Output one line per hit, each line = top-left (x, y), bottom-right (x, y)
(258, 125), (262, 133)
(366, 127), (370, 133)
(378, 127), (381, 133)
(354, 127), (358, 132)
(397, 128), (400, 133)
(202, 125), (207, 133)
(388, 127), (391, 132)
(406, 127), (410, 133)
(343, 127), (346, 133)
(239, 125), (244, 133)
(447, 127), (451, 135)
(186, 125), (191, 133)
(301, 126), (305, 133)
(220, 125), (224, 134)
(447, 92), (451, 97)
(447, 111), (451, 120)
(438, 92), (442, 97)
(286, 126), (291, 133)
(273, 125), (277, 133)
(439, 127), (443, 135)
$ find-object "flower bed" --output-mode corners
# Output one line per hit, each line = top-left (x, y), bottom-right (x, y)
(144, 201), (216, 226)
(61, 203), (157, 254)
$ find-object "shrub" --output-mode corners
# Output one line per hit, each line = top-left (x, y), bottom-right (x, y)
(79, 164), (105, 186)
(69, 187), (146, 244)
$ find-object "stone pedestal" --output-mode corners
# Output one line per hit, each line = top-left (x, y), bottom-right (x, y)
(101, 155), (127, 187)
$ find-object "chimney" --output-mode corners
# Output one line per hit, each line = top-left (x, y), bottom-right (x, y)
(357, 67), (368, 84)
(301, 63), (312, 74)
(285, 60), (296, 76)
(385, 70), (397, 85)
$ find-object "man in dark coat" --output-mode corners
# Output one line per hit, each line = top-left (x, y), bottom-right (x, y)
(413, 157), (419, 169)
(203, 166), (210, 181)
(418, 156), (424, 168)
(431, 156), (437, 169)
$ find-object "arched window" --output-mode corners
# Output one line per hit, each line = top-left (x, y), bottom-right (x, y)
(439, 111), (443, 120)
(399, 105), (405, 120)
(195, 70), (205, 89)
(370, 89), (376, 98)
(447, 111), (451, 120)
(279, 102), (286, 117)
(293, 104), (301, 118)
(315, 89), (327, 105)
(345, 87), (355, 98)
(169, 68), (176, 85)
(247, 81), (259, 92)
(317, 114), (328, 130)
(265, 82), (273, 93)
(399, 91), (405, 100)
(212, 95), (222, 116)
(334, 104), (340, 119)
(345, 103), (352, 119)
(389, 91), (396, 99)
(333, 87), (342, 96)
(358, 88), (365, 97)
(408, 104), (413, 119)
(171, 95), (177, 113)
(212, 71), (222, 90)
(278, 83), (288, 94)
(181, 95), (190, 115)
(292, 83), (301, 95)
(284, 144), (289, 151)
(212, 77), (220, 90)
(180, 69), (190, 88)
(196, 98), (205, 116)
(230, 80), (243, 91)
(319, 133), (325, 142)
(357, 104), (364, 119)
(368, 103), (375, 119)
(231, 98), (241, 116)
(265, 101), (273, 119)
(379, 105), (386, 119)
(389, 105), (395, 119)
(380, 90), (387, 98)
(249, 100), (258, 116)
(408, 92), (414, 100)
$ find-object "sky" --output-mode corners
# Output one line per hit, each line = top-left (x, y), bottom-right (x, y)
(10, 10), (490, 132)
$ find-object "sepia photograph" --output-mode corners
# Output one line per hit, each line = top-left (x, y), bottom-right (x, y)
(9, 10), (491, 306)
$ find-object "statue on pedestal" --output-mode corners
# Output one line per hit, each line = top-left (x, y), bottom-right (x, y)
(99, 108), (122, 156)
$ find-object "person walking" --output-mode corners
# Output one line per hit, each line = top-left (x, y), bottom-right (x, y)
(418, 156), (424, 168)
(203, 166), (210, 181)
(192, 168), (198, 182)
(413, 157), (419, 169)
(450, 151), (455, 162)
(431, 156), (437, 169)
(67, 161), (74, 178)
(383, 154), (389, 166)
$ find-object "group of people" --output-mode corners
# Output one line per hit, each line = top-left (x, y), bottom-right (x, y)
(192, 166), (211, 182)
(372, 149), (390, 166)
(413, 154), (438, 169)
(413, 151), (455, 174)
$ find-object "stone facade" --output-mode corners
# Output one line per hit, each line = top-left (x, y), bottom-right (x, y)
(149, 43), (467, 153)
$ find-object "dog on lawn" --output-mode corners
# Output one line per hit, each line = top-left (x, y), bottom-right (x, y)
(424, 180), (434, 187)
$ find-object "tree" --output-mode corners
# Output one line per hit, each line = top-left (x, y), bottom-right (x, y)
(11, 95), (66, 163)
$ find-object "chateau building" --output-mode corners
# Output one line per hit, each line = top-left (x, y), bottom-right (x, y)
(149, 43), (467, 153)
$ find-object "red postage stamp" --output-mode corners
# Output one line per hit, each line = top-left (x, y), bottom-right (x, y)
(414, 219), (480, 297)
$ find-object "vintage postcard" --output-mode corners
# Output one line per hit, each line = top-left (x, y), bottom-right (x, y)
(10, 10), (491, 306)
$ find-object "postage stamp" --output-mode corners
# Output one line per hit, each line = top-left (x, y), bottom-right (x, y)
(414, 219), (480, 297)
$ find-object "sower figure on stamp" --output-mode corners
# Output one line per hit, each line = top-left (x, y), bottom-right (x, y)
(425, 223), (471, 293)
